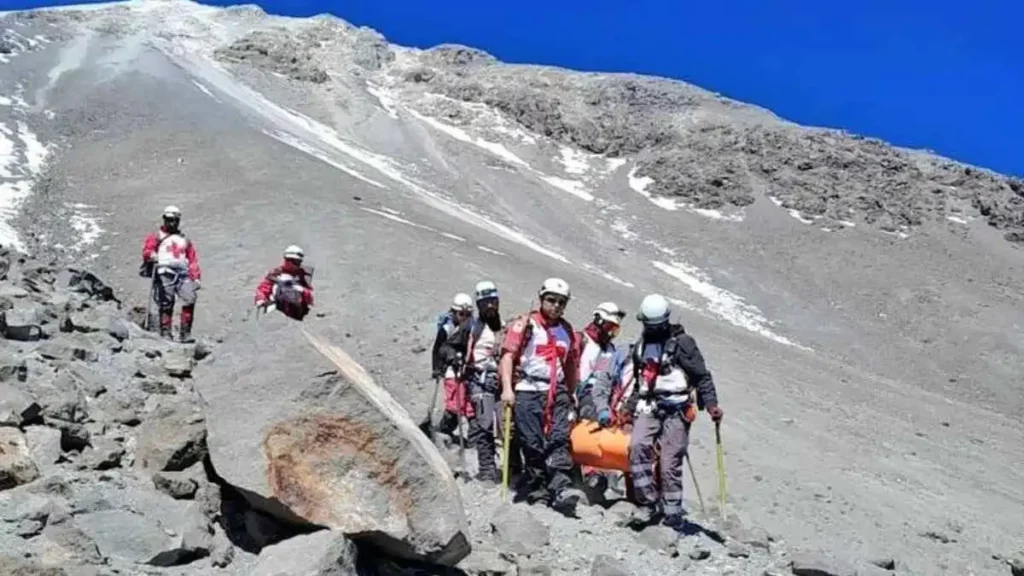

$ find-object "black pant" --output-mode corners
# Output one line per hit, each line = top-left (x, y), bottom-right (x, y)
(514, 388), (573, 496)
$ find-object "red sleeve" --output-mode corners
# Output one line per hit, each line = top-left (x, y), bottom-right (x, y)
(185, 241), (201, 281)
(142, 233), (158, 262)
(254, 269), (277, 303)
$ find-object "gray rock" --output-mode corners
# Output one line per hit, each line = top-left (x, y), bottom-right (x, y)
(790, 551), (859, 576)
(490, 504), (549, 556)
(162, 347), (195, 378)
(637, 524), (679, 553)
(208, 523), (235, 568)
(689, 548), (711, 561)
(0, 382), (41, 426)
(589, 555), (630, 576)
(152, 470), (199, 499)
(135, 399), (207, 472)
(36, 337), (98, 363)
(0, 427), (40, 490)
(41, 519), (106, 565)
(1, 305), (45, 341)
(30, 469), (214, 568)
(516, 558), (553, 576)
(1010, 552), (1024, 576)
(251, 530), (358, 576)
(36, 373), (89, 424)
(67, 307), (129, 342)
(25, 425), (63, 469)
(79, 438), (123, 471)
(727, 540), (752, 558)
(0, 556), (69, 575)
(0, 350), (27, 382)
(868, 557), (895, 570)
(215, 29), (330, 83)
(457, 543), (513, 575)
(62, 365), (109, 398)
(196, 322), (469, 566)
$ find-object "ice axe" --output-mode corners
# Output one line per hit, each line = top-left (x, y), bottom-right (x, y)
(500, 403), (512, 502)
(715, 420), (727, 523)
(685, 452), (707, 518)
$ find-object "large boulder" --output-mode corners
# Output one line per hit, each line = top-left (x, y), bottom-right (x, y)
(194, 318), (469, 566)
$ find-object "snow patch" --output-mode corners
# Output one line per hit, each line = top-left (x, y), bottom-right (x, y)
(611, 220), (639, 242)
(191, 80), (221, 102)
(67, 203), (104, 250)
(366, 83), (399, 119)
(559, 146), (590, 175)
(360, 207), (466, 245)
(262, 129), (387, 189)
(629, 167), (743, 221)
(477, 245), (506, 256)
(539, 175), (594, 201)
(169, 53), (574, 267)
(407, 107), (529, 168)
(947, 215), (969, 225)
(652, 260), (809, 350)
(0, 119), (51, 251)
(581, 263), (635, 288)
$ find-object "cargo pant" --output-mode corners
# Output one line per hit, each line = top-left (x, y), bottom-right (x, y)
(628, 404), (691, 517)
(149, 270), (198, 338)
(468, 372), (518, 480)
(514, 386), (573, 499)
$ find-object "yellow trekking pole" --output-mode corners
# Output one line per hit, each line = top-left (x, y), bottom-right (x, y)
(500, 404), (513, 502)
(715, 421), (727, 523)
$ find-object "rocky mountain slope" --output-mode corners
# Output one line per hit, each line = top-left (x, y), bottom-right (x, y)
(0, 1), (1022, 574)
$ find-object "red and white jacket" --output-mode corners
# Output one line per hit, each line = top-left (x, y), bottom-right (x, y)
(141, 226), (201, 280)
(254, 260), (314, 308)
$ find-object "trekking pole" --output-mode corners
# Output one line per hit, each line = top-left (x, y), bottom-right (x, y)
(144, 274), (156, 331)
(500, 403), (512, 502)
(715, 421), (727, 523)
(685, 452), (707, 517)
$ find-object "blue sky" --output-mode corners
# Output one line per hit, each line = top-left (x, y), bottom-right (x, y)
(9, 0), (1023, 177)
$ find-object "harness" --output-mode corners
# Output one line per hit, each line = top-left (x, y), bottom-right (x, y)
(508, 311), (580, 435)
(631, 334), (697, 421)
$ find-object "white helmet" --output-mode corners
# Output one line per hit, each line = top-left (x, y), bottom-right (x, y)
(284, 245), (305, 261)
(539, 277), (570, 300)
(637, 294), (670, 325)
(474, 280), (499, 301)
(593, 301), (626, 326)
(451, 293), (474, 312)
(162, 205), (181, 219)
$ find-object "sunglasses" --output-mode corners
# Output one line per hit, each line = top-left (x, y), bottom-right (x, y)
(543, 296), (568, 307)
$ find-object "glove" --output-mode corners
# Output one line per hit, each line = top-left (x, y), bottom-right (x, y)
(707, 405), (724, 422)
(191, 278), (202, 290)
(597, 408), (612, 427)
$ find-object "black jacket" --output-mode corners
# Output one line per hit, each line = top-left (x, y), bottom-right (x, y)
(629, 323), (719, 410)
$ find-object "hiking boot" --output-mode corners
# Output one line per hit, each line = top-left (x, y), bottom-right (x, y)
(627, 503), (664, 529)
(551, 487), (585, 517)
(178, 326), (194, 344)
(525, 486), (550, 506)
(663, 513), (687, 532)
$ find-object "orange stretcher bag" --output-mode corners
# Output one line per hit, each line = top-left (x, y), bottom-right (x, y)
(569, 419), (631, 473)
